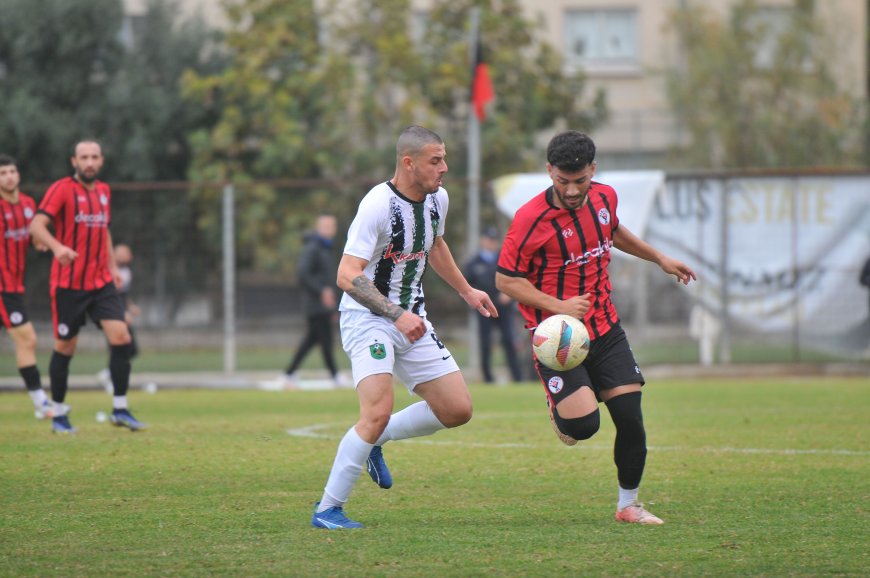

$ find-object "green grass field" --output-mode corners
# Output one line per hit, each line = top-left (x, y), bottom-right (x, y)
(1, 377), (867, 577)
(0, 337), (854, 378)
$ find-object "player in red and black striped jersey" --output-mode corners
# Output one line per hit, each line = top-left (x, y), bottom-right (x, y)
(496, 131), (695, 525)
(30, 140), (145, 433)
(0, 154), (54, 419)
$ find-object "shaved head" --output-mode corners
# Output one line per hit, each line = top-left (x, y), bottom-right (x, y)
(396, 125), (443, 161)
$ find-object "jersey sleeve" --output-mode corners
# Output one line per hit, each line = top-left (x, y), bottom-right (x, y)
(343, 189), (387, 262)
(497, 211), (537, 277)
(435, 188), (448, 237)
(38, 180), (69, 219)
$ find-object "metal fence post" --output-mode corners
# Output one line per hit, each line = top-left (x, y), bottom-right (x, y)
(223, 183), (236, 373)
(719, 178), (732, 363)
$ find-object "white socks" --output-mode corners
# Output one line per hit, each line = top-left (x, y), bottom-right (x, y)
(112, 396), (128, 410)
(28, 389), (48, 408)
(317, 402), (446, 513)
(375, 401), (445, 446)
(318, 427), (373, 512)
(618, 486), (639, 510)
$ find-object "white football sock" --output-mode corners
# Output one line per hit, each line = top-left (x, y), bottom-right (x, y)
(28, 389), (48, 407)
(112, 396), (128, 410)
(375, 401), (445, 446)
(618, 486), (639, 511)
(318, 426), (373, 512)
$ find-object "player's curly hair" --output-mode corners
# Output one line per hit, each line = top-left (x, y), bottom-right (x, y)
(546, 131), (596, 172)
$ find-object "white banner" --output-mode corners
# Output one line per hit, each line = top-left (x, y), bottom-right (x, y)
(650, 175), (870, 339)
(494, 172), (870, 344)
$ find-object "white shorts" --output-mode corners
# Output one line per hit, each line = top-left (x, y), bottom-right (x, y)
(339, 309), (460, 392)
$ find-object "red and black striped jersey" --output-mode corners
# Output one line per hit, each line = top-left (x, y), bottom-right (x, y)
(497, 183), (621, 341)
(0, 192), (37, 292)
(38, 177), (113, 291)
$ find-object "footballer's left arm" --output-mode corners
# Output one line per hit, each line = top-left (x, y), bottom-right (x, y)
(429, 236), (498, 317)
(612, 225), (697, 285)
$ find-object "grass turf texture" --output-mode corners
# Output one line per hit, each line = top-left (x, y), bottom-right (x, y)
(1, 377), (867, 577)
(0, 339), (853, 378)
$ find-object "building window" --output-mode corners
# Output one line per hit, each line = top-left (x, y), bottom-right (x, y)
(564, 9), (638, 70)
(409, 10), (429, 46)
(118, 14), (146, 51)
(751, 6), (793, 69)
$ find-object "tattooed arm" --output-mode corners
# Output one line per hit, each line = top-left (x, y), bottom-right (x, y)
(336, 253), (427, 342)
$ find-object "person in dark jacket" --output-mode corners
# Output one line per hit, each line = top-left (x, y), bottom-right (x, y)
(861, 256), (870, 310)
(464, 227), (524, 383)
(284, 214), (347, 388)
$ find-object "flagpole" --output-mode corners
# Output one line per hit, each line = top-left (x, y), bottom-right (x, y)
(467, 7), (481, 381)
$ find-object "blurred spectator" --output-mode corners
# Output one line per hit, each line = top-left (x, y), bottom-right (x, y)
(861, 256), (870, 314)
(284, 214), (347, 388)
(464, 227), (524, 383)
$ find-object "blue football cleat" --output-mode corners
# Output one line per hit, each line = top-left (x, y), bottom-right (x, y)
(52, 414), (78, 434)
(366, 445), (393, 489)
(110, 409), (147, 431)
(311, 502), (364, 529)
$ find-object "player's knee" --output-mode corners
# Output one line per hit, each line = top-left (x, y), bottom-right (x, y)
(554, 408), (600, 440)
(438, 404), (472, 429)
(18, 331), (38, 353)
(55, 340), (76, 356)
(108, 332), (132, 347)
(360, 410), (391, 437)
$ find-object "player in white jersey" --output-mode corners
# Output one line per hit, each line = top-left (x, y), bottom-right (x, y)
(312, 125), (499, 530)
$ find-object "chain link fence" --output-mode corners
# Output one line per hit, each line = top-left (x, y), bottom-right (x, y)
(5, 172), (869, 376)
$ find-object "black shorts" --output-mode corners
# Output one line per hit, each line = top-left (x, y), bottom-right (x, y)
(535, 322), (645, 405)
(0, 292), (29, 329)
(51, 283), (126, 340)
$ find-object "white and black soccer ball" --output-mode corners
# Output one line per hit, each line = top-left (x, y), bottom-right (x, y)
(532, 314), (590, 371)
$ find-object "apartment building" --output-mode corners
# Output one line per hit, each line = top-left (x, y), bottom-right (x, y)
(128, 0), (868, 168)
(524, 0), (867, 167)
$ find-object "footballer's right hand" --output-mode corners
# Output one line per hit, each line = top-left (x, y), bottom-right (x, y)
(395, 311), (427, 343)
(557, 293), (591, 319)
(53, 245), (79, 266)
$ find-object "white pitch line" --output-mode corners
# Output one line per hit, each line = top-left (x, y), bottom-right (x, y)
(286, 423), (869, 457)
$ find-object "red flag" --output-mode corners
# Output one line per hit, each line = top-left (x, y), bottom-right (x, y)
(471, 40), (494, 121)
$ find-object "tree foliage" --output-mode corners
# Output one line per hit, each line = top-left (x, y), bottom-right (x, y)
(666, 0), (866, 169)
(182, 0), (607, 274)
(0, 0), (225, 310)
(0, 0), (220, 182)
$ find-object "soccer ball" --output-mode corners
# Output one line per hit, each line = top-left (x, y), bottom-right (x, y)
(532, 314), (590, 371)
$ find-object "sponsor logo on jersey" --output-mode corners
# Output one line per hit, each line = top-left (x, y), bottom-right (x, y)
(563, 239), (613, 267)
(383, 243), (426, 265)
(547, 376), (564, 394)
(3, 226), (28, 241)
(99, 194), (108, 205)
(598, 208), (610, 225)
(74, 211), (108, 225)
(23, 207), (33, 219)
(562, 228), (574, 238)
